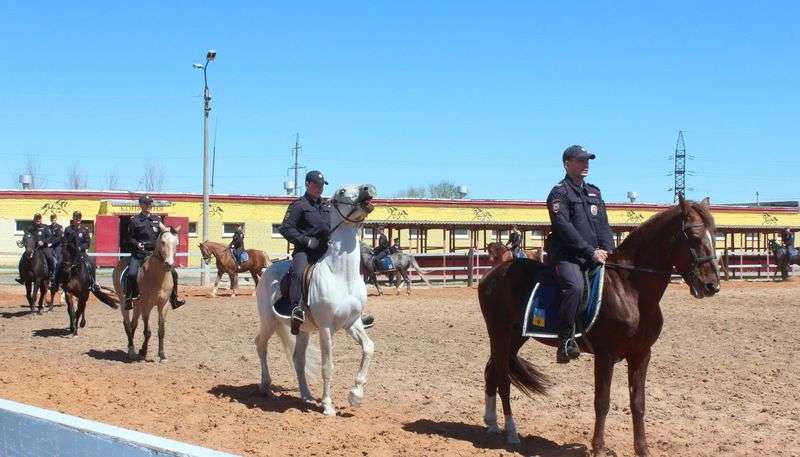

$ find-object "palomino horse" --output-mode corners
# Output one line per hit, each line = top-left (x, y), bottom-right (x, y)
(485, 241), (544, 264)
(198, 241), (270, 297)
(768, 239), (798, 280)
(478, 195), (720, 456)
(17, 234), (53, 314)
(60, 244), (119, 336)
(359, 243), (431, 295)
(256, 184), (376, 416)
(112, 227), (180, 361)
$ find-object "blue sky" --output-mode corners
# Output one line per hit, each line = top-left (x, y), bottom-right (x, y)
(2, 1), (798, 203)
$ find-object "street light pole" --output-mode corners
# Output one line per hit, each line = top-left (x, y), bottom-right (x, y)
(194, 50), (216, 286)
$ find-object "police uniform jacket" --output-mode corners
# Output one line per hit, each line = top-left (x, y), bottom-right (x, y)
(782, 230), (795, 247)
(127, 212), (162, 258)
(64, 224), (91, 255)
(279, 193), (331, 256)
(375, 233), (389, 253)
(229, 232), (244, 250)
(546, 175), (615, 264)
(27, 223), (55, 247)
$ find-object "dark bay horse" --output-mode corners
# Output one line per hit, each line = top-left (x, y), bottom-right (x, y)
(478, 195), (720, 456)
(485, 242), (545, 264)
(17, 234), (53, 314)
(198, 240), (270, 297)
(60, 246), (119, 336)
(768, 239), (798, 280)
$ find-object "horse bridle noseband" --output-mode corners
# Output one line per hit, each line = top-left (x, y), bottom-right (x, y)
(606, 220), (717, 278)
(329, 198), (370, 235)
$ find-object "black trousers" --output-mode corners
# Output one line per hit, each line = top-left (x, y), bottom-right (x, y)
(290, 251), (321, 306)
(554, 260), (585, 338)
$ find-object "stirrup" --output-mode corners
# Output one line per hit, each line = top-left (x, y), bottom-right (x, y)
(290, 306), (305, 322)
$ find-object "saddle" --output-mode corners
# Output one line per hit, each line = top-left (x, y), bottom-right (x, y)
(375, 256), (395, 272)
(275, 262), (317, 318)
(522, 263), (605, 338)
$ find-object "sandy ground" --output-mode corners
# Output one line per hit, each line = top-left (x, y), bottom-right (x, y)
(0, 279), (798, 457)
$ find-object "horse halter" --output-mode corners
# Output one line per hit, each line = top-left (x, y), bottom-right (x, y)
(676, 220), (717, 280)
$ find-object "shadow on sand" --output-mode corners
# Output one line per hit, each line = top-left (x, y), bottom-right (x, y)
(86, 349), (134, 363)
(1, 309), (35, 318)
(209, 383), (354, 417)
(32, 327), (71, 338)
(402, 419), (589, 457)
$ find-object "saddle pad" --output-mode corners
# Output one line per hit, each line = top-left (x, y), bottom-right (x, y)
(239, 251), (250, 263)
(522, 264), (605, 339)
(269, 260), (293, 317)
(378, 256), (395, 272)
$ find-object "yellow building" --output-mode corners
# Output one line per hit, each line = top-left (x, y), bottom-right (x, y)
(0, 189), (797, 268)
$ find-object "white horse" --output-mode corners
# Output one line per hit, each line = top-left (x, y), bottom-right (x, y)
(255, 183), (377, 416)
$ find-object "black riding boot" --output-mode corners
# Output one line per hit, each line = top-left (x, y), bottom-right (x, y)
(556, 327), (580, 364)
(124, 281), (137, 310)
(170, 269), (185, 309)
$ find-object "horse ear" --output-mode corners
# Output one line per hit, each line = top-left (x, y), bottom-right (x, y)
(700, 197), (710, 208)
(170, 226), (181, 235)
(678, 192), (690, 215)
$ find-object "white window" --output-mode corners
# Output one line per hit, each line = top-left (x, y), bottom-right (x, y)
(223, 222), (244, 238)
(453, 228), (470, 239)
(531, 230), (545, 239)
(363, 227), (375, 239)
(188, 222), (198, 238)
(409, 228), (422, 239)
(271, 224), (283, 238)
(15, 220), (32, 236)
(745, 232), (759, 243)
(715, 232), (726, 243)
(492, 230), (510, 241)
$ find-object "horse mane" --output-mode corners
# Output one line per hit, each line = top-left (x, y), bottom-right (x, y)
(614, 201), (714, 257)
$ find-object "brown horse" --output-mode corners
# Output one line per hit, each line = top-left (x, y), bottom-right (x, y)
(113, 227), (180, 361)
(478, 195), (720, 456)
(485, 241), (544, 264)
(198, 240), (269, 297)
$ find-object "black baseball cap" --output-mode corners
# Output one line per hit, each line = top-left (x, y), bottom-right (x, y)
(305, 170), (328, 185)
(562, 145), (596, 162)
(72, 211), (82, 220)
(138, 195), (154, 205)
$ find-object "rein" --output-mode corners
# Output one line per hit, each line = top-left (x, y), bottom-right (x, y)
(329, 199), (369, 236)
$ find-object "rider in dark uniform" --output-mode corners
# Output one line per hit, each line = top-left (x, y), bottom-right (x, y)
(280, 170), (375, 335)
(15, 214), (57, 286)
(506, 226), (524, 259)
(546, 145), (615, 364)
(781, 227), (797, 257)
(229, 225), (245, 264)
(48, 214), (64, 293)
(389, 237), (402, 255)
(373, 227), (390, 270)
(124, 195), (185, 310)
(63, 210), (100, 292)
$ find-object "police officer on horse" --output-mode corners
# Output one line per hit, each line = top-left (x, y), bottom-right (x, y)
(229, 225), (245, 264)
(48, 214), (64, 294)
(546, 145), (615, 363)
(15, 213), (59, 288)
(506, 225), (525, 259)
(372, 226), (391, 270)
(280, 170), (374, 335)
(123, 195), (185, 310)
(62, 210), (101, 292)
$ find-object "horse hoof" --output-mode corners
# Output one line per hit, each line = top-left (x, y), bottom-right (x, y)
(348, 387), (364, 408)
(506, 433), (520, 446)
(158, 355), (167, 363)
(127, 350), (138, 360)
(485, 424), (501, 435)
(322, 405), (337, 417)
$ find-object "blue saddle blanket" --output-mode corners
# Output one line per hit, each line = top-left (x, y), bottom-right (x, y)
(377, 256), (394, 271)
(522, 264), (605, 338)
(233, 250), (249, 263)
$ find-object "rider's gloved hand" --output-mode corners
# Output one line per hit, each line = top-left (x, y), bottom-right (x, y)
(37, 241), (43, 247)
(307, 237), (319, 249)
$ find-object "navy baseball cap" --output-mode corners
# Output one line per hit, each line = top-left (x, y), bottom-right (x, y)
(305, 170), (329, 185)
(138, 195), (154, 205)
(562, 145), (596, 162)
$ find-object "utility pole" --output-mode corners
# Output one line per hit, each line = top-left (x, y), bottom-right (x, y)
(673, 130), (686, 202)
(289, 133), (305, 197)
(193, 50), (216, 286)
(211, 119), (218, 194)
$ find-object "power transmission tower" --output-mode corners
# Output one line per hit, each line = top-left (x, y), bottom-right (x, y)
(288, 133), (305, 197)
(672, 131), (687, 202)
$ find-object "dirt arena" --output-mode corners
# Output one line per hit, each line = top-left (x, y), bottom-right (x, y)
(0, 279), (798, 457)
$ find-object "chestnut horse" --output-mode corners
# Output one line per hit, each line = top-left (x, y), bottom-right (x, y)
(478, 195), (720, 456)
(198, 240), (270, 297)
(485, 242), (544, 264)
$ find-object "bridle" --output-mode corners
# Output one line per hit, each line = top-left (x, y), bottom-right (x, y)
(606, 219), (717, 278)
(329, 198), (370, 235)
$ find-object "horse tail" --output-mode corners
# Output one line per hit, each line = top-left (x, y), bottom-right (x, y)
(92, 286), (120, 309)
(274, 320), (320, 380)
(509, 353), (548, 397)
(410, 257), (431, 286)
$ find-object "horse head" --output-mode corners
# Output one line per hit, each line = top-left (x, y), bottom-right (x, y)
(673, 194), (720, 298)
(331, 184), (377, 225)
(21, 233), (36, 259)
(155, 227), (180, 269)
(486, 242), (506, 264)
(198, 241), (213, 264)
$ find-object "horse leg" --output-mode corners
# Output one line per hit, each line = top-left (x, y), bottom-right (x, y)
(229, 273), (237, 297)
(65, 293), (77, 335)
(139, 306), (152, 360)
(25, 281), (34, 311)
(157, 305), (167, 362)
(250, 271), (259, 296)
(591, 352), (616, 456)
(483, 357), (500, 434)
(372, 273), (383, 296)
(628, 350), (652, 456)
(211, 271), (222, 297)
(402, 269), (411, 295)
(125, 307), (141, 360)
(293, 331), (314, 402)
(346, 319), (374, 408)
(35, 281), (45, 314)
(496, 335), (523, 445)
(318, 326), (336, 416)
(255, 319), (276, 395)
(77, 291), (88, 329)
